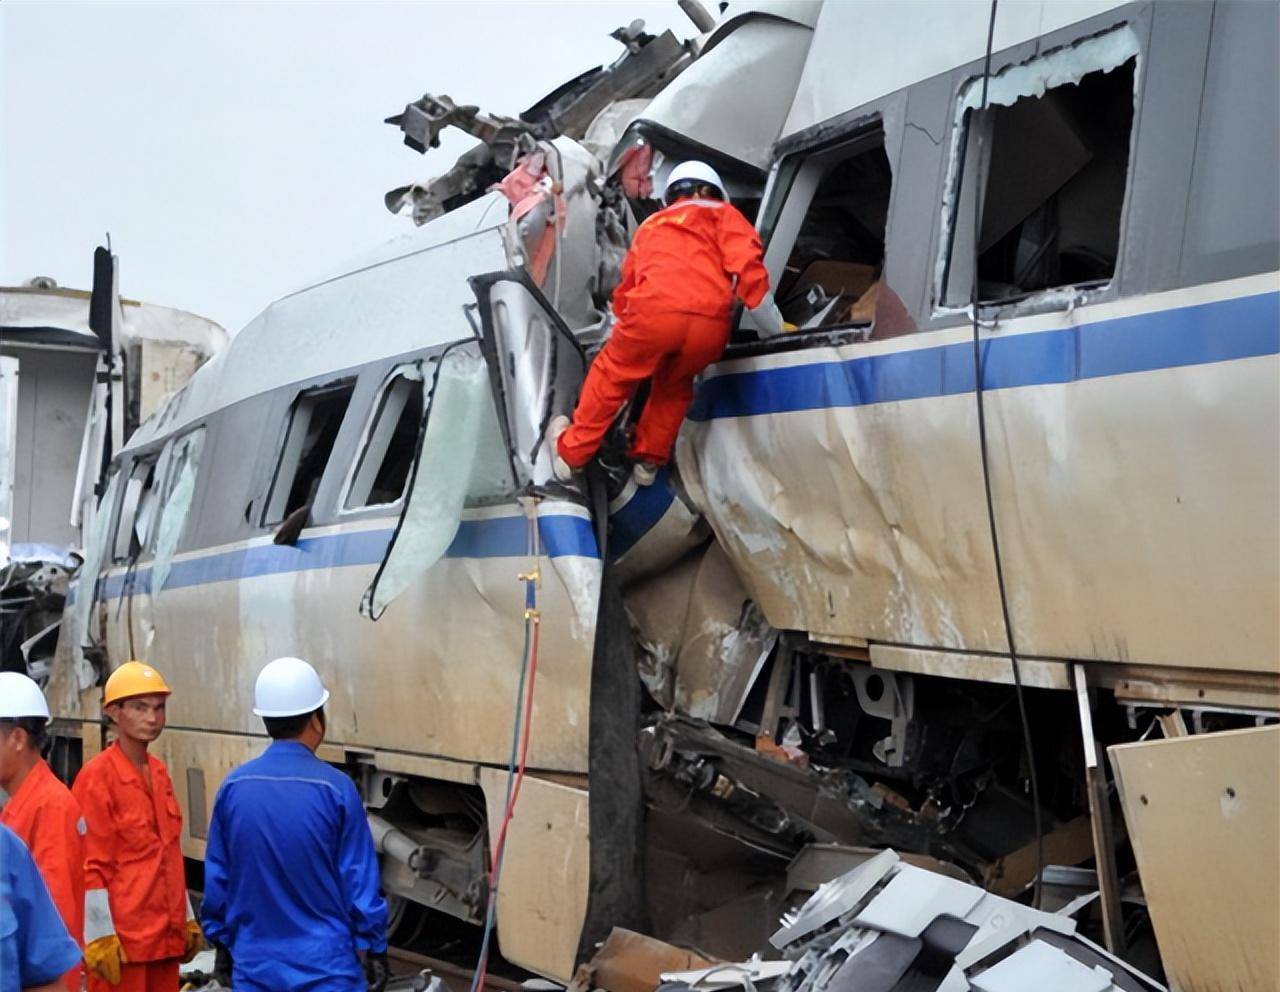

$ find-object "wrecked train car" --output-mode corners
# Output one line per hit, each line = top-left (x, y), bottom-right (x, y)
(43, 1), (1278, 986)
(2, 270), (225, 693)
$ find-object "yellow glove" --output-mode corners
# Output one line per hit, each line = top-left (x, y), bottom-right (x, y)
(85, 934), (127, 985)
(182, 918), (206, 963)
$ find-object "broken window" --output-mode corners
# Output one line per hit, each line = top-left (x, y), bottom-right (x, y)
(263, 381), (355, 525)
(942, 29), (1139, 307)
(345, 369), (424, 510)
(360, 349), (515, 619)
(761, 127), (893, 332)
(150, 429), (205, 594)
(112, 455), (160, 562)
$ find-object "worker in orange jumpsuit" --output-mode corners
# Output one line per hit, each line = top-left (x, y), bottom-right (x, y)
(549, 160), (787, 485)
(72, 662), (203, 992)
(0, 672), (85, 992)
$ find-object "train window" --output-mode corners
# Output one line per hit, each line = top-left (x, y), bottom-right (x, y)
(345, 369), (424, 510)
(150, 428), (206, 593)
(263, 381), (355, 525)
(942, 32), (1138, 307)
(112, 455), (160, 562)
(755, 127), (892, 335)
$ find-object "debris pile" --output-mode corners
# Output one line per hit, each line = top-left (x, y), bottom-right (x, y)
(651, 851), (1164, 992)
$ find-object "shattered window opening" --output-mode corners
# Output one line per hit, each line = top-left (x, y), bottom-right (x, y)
(345, 370), (425, 510)
(150, 428), (206, 594)
(263, 381), (356, 525)
(763, 127), (893, 334)
(111, 455), (160, 563)
(942, 43), (1138, 308)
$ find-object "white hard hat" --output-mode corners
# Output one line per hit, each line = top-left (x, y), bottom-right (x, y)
(0, 672), (50, 722)
(663, 160), (726, 204)
(253, 657), (331, 718)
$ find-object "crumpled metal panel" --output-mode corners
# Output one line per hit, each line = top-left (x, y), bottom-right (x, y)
(637, 14), (816, 170)
(677, 331), (1008, 653)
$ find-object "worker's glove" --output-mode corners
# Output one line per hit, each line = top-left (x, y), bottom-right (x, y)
(213, 943), (234, 986)
(182, 918), (206, 963)
(85, 887), (127, 983)
(85, 934), (128, 985)
(744, 292), (789, 338)
(361, 949), (391, 992)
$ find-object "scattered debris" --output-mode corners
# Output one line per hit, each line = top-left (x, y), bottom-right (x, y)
(646, 851), (1165, 992)
(572, 928), (714, 992)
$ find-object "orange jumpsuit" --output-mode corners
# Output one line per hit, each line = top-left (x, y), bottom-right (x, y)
(73, 742), (189, 992)
(0, 758), (86, 990)
(557, 197), (771, 468)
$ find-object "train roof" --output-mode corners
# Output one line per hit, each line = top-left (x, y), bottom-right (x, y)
(124, 191), (511, 453)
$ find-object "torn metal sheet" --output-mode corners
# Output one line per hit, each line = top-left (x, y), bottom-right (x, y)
(623, 540), (776, 725)
(635, 9), (817, 171)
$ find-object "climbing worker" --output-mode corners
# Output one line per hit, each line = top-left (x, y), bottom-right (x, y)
(0, 672), (86, 992)
(0, 822), (82, 992)
(549, 159), (787, 485)
(71, 661), (203, 991)
(200, 656), (390, 992)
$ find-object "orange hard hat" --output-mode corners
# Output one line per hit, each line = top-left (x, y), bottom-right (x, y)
(103, 660), (172, 706)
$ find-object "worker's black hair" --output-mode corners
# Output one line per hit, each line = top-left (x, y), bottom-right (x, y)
(0, 717), (49, 753)
(664, 180), (725, 206)
(263, 705), (326, 740)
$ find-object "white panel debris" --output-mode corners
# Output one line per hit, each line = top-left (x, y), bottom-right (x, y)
(757, 850), (1164, 992)
(969, 940), (1113, 992)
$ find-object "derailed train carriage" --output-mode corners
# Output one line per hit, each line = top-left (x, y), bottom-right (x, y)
(44, 0), (1278, 984)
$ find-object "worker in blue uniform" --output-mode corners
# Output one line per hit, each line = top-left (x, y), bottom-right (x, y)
(200, 657), (390, 992)
(1, 822), (82, 992)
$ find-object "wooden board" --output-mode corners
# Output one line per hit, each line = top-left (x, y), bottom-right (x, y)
(1109, 725), (1280, 992)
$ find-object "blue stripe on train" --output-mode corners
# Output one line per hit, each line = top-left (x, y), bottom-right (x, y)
(607, 467), (677, 559)
(688, 290), (1280, 421)
(90, 512), (598, 601)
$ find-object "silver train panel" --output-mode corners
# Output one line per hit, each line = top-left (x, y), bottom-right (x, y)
(682, 274), (1280, 671)
(94, 502), (600, 772)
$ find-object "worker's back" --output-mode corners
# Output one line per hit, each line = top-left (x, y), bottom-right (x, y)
(201, 740), (386, 992)
(614, 197), (768, 320)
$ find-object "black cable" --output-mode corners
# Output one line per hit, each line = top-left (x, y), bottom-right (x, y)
(968, 0), (1045, 911)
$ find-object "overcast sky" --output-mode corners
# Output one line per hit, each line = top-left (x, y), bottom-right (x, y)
(0, 1), (693, 333)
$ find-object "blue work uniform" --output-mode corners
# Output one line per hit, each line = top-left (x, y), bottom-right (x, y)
(0, 823), (81, 992)
(200, 741), (389, 992)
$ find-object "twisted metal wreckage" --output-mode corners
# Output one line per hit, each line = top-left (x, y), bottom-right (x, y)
(11, 2), (1278, 990)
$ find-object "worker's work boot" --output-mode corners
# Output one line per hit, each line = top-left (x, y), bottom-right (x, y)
(547, 415), (574, 482)
(632, 460), (660, 487)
